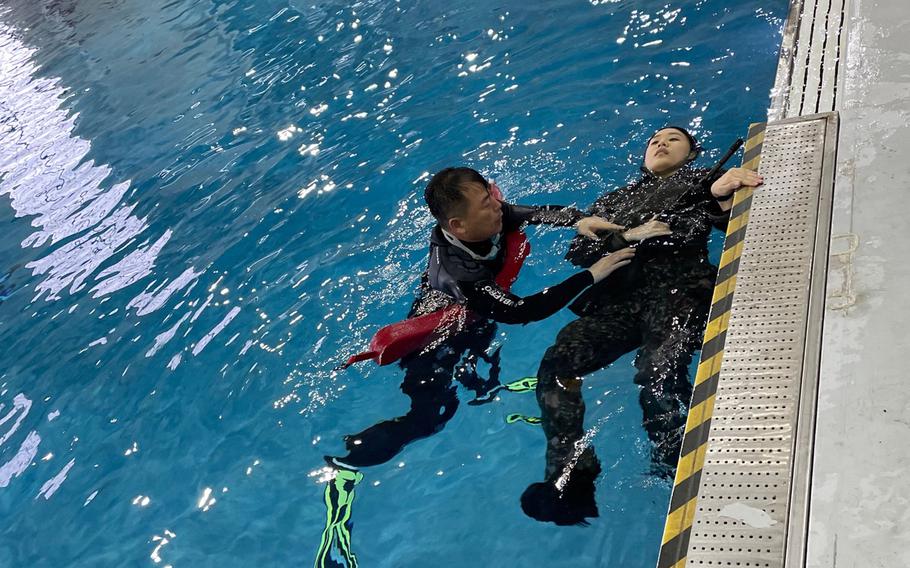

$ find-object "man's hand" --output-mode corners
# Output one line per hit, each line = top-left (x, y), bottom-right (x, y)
(576, 216), (625, 239)
(622, 219), (672, 242)
(710, 167), (763, 200)
(588, 247), (636, 284)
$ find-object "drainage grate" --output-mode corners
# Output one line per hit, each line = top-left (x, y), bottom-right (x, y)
(771, 0), (850, 120)
(683, 114), (837, 567)
(657, 113), (838, 568)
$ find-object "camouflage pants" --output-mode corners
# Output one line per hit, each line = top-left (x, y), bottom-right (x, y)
(535, 284), (711, 480)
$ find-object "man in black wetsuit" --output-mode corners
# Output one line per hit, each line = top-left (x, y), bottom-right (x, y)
(521, 127), (763, 525)
(327, 167), (635, 470)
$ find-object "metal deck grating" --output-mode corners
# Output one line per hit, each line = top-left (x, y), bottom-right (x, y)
(683, 114), (837, 567)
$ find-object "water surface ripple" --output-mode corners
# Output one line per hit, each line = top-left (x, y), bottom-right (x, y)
(0, 1), (786, 566)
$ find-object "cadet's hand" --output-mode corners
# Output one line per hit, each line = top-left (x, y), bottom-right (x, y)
(622, 219), (672, 242)
(576, 216), (626, 239)
(710, 167), (763, 200)
(587, 247), (636, 284)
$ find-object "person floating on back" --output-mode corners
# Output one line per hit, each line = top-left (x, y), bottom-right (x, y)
(521, 126), (763, 526)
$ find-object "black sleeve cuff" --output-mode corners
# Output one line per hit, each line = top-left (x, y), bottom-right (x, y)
(576, 269), (595, 287)
(605, 231), (631, 250)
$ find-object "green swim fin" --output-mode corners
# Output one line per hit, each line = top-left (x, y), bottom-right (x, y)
(468, 376), (538, 406)
(314, 468), (363, 568)
(503, 376), (537, 393)
(506, 413), (542, 426)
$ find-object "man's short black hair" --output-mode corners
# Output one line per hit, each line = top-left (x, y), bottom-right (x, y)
(424, 167), (488, 223)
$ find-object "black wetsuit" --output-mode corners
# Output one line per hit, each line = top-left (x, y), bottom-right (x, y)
(524, 166), (728, 524)
(336, 202), (592, 468)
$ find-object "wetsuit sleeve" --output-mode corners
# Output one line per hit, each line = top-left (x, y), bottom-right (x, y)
(564, 231), (629, 268)
(587, 190), (622, 221)
(501, 202), (585, 231)
(673, 170), (731, 231)
(460, 271), (594, 324)
(563, 188), (631, 267)
(648, 169), (731, 245)
(701, 168), (732, 231)
(704, 196), (731, 231)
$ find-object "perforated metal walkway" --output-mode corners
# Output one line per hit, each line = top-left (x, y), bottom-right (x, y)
(653, 0), (853, 562)
(657, 113), (837, 568)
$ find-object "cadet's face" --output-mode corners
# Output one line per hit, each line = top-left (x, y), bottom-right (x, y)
(451, 182), (503, 242)
(644, 128), (693, 177)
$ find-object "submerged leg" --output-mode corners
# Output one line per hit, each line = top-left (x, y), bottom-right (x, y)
(331, 334), (468, 469)
(334, 380), (458, 468)
(521, 314), (639, 525)
(635, 287), (711, 475)
(452, 320), (502, 401)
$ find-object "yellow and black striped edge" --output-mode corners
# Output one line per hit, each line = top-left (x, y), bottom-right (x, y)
(656, 122), (766, 568)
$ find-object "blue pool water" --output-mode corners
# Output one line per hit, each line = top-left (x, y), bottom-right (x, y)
(0, 1), (786, 566)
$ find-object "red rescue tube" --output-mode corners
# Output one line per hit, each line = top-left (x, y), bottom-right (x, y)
(341, 230), (529, 368)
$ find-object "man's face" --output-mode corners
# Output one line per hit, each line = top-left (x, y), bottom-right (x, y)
(448, 182), (503, 242)
(644, 128), (694, 177)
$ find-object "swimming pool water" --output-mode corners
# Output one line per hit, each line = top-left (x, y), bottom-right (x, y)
(0, 0), (787, 566)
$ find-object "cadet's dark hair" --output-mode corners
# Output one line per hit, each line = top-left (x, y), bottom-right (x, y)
(423, 167), (488, 223)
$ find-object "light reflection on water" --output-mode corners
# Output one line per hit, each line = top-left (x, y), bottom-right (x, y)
(0, 0), (786, 566)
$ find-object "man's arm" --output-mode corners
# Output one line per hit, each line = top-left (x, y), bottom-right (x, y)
(462, 247), (635, 324)
(462, 272), (594, 325)
(563, 190), (633, 267)
(501, 201), (624, 234)
(501, 202), (585, 231)
(565, 231), (630, 268)
(502, 198), (628, 268)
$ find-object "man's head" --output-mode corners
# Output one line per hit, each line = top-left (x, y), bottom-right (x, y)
(424, 167), (503, 242)
(643, 126), (700, 178)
